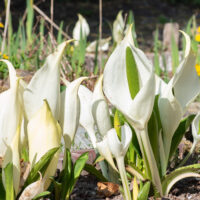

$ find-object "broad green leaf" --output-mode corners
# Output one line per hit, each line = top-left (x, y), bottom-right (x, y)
(126, 46), (140, 99)
(4, 163), (14, 200)
(84, 164), (107, 182)
(137, 181), (150, 200)
(69, 152), (89, 195)
(32, 191), (51, 200)
(73, 152), (89, 180)
(162, 163), (200, 195)
(169, 115), (195, 160)
(25, 147), (60, 186)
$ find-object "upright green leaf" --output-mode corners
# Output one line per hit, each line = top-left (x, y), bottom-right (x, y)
(25, 147), (60, 186)
(126, 46), (140, 99)
(137, 181), (150, 200)
(84, 164), (107, 182)
(60, 148), (72, 200)
(169, 115), (195, 160)
(4, 163), (14, 200)
(171, 34), (179, 74)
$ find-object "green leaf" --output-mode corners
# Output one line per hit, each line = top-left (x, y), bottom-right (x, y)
(4, 163), (14, 200)
(169, 115), (195, 160)
(84, 164), (107, 182)
(25, 147), (60, 186)
(50, 178), (62, 200)
(0, 170), (5, 200)
(126, 46), (140, 99)
(93, 154), (105, 165)
(32, 191), (51, 200)
(148, 110), (160, 171)
(60, 148), (72, 200)
(73, 152), (89, 181)
(137, 181), (150, 200)
(171, 34), (179, 74)
(162, 163), (200, 195)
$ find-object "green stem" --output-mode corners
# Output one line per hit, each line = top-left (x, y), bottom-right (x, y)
(178, 141), (197, 167)
(116, 156), (132, 200)
(138, 128), (162, 196)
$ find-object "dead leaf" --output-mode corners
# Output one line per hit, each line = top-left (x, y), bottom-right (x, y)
(97, 182), (119, 197)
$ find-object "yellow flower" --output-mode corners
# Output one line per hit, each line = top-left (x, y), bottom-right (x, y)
(197, 26), (200, 33)
(2, 54), (9, 60)
(195, 64), (200, 76)
(195, 34), (200, 42)
(0, 23), (4, 28)
(70, 45), (74, 53)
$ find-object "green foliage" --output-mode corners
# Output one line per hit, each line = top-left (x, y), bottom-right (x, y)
(126, 46), (140, 99)
(50, 148), (88, 200)
(4, 163), (14, 200)
(24, 147), (60, 187)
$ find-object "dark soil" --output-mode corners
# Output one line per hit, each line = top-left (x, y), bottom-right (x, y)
(70, 173), (200, 200)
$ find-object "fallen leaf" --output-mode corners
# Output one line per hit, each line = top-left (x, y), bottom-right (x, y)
(97, 182), (119, 197)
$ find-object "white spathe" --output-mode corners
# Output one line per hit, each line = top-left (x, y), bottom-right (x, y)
(107, 124), (132, 158)
(23, 41), (69, 121)
(103, 27), (155, 130)
(27, 100), (61, 189)
(92, 75), (112, 137)
(60, 77), (88, 148)
(73, 14), (90, 45)
(0, 60), (23, 157)
(113, 10), (125, 44)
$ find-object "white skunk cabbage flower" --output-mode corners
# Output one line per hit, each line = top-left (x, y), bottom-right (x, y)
(73, 14), (90, 45)
(19, 172), (44, 200)
(3, 124), (21, 195)
(0, 60), (23, 157)
(61, 78), (97, 148)
(158, 32), (200, 166)
(86, 37), (111, 53)
(93, 76), (118, 171)
(78, 85), (97, 147)
(60, 77), (88, 148)
(23, 41), (71, 121)
(107, 124), (132, 159)
(104, 26), (155, 131)
(103, 26), (163, 194)
(27, 100), (61, 189)
(113, 10), (125, 44)
(92, 75), (112, 137)
(96, 137), (118, 172)
(107, 124), (132, 200)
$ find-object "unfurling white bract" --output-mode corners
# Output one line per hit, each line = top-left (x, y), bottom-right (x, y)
(73, 14), (90, 46)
